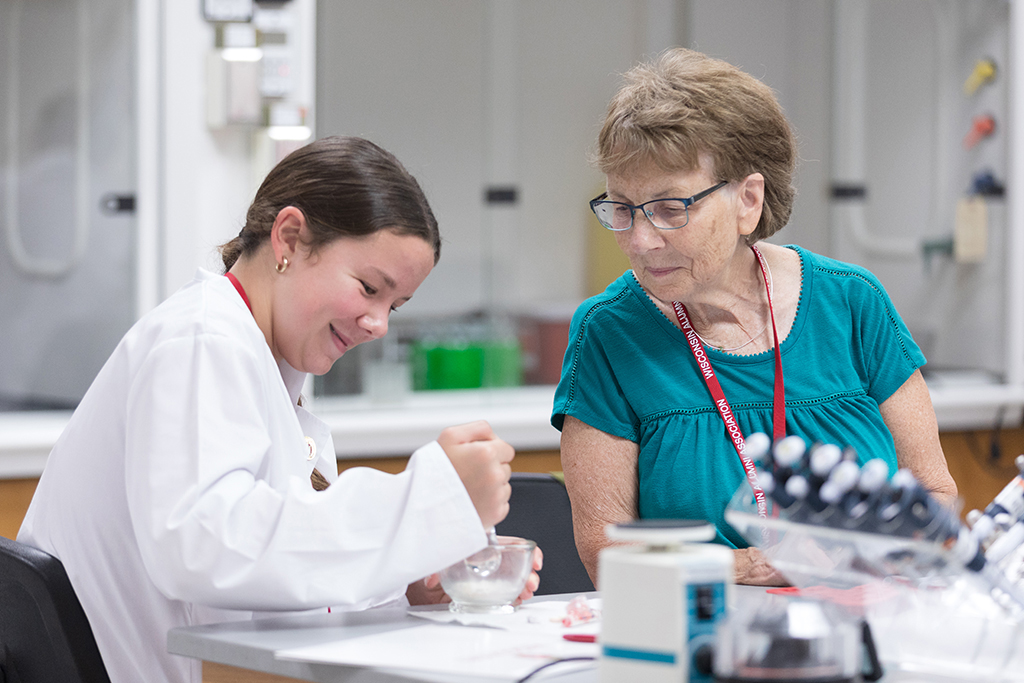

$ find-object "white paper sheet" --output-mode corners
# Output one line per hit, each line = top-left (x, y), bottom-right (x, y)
(275, 623), (598, 680)
(407, 598), (601, 637)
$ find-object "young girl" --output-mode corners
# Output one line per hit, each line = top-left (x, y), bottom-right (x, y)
(19, 136), (537, 683)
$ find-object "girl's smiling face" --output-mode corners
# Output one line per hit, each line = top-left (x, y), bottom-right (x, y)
(270, 227), (434, 376)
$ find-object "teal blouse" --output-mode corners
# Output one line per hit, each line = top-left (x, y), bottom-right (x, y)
(552, 246), (925, 548)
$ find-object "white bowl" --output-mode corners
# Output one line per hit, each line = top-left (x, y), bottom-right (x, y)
(439, 537), (536, 614)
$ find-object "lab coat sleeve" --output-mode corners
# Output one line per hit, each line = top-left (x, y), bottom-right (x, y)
(124, 332), (487, 611)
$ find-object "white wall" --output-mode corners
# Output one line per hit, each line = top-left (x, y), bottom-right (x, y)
(150, 0), (835, 322)
(4, 0), (1013, 409)
(147, 0), (317, 305)
(841, 0), (1009, 378)
(690, 0), (833, 256)
(156, 6), (250, 297)
(315, 1), (487, 316)
(0, 0), (137, 406)
(315, 0), (683, 317)
(691, 0), (1013, 384)
(159, 0), (1015, 385)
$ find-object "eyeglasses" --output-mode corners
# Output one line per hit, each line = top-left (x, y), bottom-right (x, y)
(589, 181), (729, 231)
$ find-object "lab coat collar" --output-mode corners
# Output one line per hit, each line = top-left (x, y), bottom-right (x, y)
(195, 268), (309, 406)
(278, 358), (307, 406)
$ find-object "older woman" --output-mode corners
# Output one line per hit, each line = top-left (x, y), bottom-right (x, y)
(552, 48), (957, 586)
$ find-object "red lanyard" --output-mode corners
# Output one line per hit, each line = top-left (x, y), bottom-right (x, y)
(225, 272), (253, 313)
(672, 245), (785, 519)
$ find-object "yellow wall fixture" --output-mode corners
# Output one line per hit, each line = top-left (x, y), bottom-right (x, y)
(954, 196), (988, 263)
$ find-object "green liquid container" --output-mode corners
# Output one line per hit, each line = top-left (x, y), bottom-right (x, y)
(482, 339), (523, 388)
(412, 342), (485, 390)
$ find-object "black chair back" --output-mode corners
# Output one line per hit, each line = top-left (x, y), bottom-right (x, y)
(495, 472), (595, 595)
(0, 536), (110, 683)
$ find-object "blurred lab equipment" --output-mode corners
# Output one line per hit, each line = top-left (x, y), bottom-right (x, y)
(829, 1), (1017, 421)
(746, 432), (1024, 606)
(713, 594), (883, 683)
(963, 57), (997, 96)
(412, 341), (486, 391)
(598, 520), (733, 683)
(954, 195), (988, 263)
(411, 317), (523, 391)
(361, 335), (411, 404)
(967, 455), (1024, 575)
(727, 432), (1024, 680)
(971, 169), (1006, 196)
(517, 306), (574, 386)
(963, 113), (996, 149)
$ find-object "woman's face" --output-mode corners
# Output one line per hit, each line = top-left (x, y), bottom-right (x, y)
(607, 164), (753, 304)
(271, 229), (434, 375)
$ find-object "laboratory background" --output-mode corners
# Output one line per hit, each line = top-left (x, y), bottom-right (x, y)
(2, 0), (1024, 542)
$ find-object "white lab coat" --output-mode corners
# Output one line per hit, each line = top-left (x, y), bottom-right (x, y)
(18, 269), (487, 683)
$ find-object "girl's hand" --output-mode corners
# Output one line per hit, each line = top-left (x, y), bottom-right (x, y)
(513, 543), (544, 605)
(438, 421), (514, 529)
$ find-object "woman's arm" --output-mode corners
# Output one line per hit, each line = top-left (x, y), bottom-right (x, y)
(560, 415), (788, 586)
(560, 416), (638, 586)
(878, 369), (958, 507)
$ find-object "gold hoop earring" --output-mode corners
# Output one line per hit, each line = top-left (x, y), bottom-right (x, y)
(276, 257), (289, 274)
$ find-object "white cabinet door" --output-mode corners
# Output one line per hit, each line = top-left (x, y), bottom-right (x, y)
(0, 0), (136, 409)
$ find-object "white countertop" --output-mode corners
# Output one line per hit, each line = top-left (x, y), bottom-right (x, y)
(0, 386), (561, 479)
(2, 380), (1022, 479)
(314, 385), (562, 458)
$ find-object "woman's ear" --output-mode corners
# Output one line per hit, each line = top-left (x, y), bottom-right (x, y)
(736, 173), (765, 237)
(270, 206), (307, 266)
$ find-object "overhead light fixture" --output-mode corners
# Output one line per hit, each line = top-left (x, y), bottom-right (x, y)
(267, 126), (312, 141)
(221, 47), (262, 62)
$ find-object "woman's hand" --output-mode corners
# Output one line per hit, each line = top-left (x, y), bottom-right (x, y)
(733, 548), (789, 586)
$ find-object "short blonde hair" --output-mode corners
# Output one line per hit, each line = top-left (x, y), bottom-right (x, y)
(595, 48), (796, 242)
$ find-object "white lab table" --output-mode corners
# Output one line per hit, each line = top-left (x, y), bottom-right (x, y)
(168, 594), (597, 683)
(167, 588), (990, 683)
